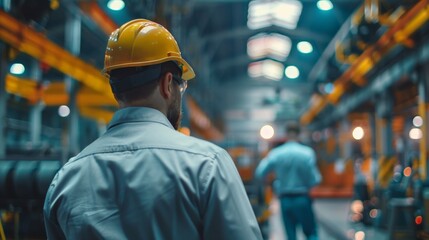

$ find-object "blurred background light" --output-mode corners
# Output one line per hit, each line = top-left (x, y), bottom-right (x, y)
(10, 63), (25, 75)
(403, 167), (412, 177)
(58, 105), (70, 117)
(247, 33), (292, 61)
(260, 124), (275, 139)
(248, 0), (302, 30)
(297, 41), (313, 53)
(107, 0), (125, 11)
(354, 231), (365, 240)
(248, 60), (284, 80)
(324, 83), (334, 94)
(413, 115), (423, 127)
(317, 0), (333, 11)
(409, 127), (422, 140)
(285, 65), (299, 79)
(352, 126), (364, 140)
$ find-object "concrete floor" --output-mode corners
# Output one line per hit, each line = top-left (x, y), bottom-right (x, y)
(267, 198), (388, 240)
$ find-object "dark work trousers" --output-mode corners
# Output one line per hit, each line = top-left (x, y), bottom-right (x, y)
(279, 194), (318, 240)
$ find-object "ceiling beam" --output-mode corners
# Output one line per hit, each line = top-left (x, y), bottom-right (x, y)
(202, 26), (331, 46)
(220, 78), (313, 92)
(307, 5), (361, 83)
(211, 53), (314, 73)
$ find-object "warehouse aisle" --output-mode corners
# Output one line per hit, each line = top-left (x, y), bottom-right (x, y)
(267, 198), (388, 240)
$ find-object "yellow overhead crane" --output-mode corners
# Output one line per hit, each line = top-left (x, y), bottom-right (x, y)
(5, 74), (116, 123)
(0, 8), (224, 140)
(0, 8), (117, 123)
(301, 0), (429, 125)
(5, 74), (224, 140)
(0, 10), (113, 97)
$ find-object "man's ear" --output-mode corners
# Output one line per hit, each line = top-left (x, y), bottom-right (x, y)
(159, 72), (174, 99)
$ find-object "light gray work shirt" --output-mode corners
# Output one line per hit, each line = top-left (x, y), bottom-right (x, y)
(255, 141), (321, 195)
(44, 107), (262, 240)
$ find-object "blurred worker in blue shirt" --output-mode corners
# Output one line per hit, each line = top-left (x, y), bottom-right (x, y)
(255, 122), (321, 240)
(43, 19), (262, 240)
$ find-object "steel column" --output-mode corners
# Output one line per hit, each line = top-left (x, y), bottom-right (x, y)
(369, 112), (379, 182)
(375, 91), (395, 188)
(0, 43), (7, 158)
(65, 10), (81, 158)
(29, 59), (43, 146)
(339, 119), (352, 160)
(377, 91), (394, 157)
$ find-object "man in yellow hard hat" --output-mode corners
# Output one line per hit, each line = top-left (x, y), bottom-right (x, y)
(43, 19), (263, 239)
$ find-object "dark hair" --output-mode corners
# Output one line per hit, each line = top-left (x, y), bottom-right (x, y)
(112, 61), (182, 103)
(286, 122), (300, 135)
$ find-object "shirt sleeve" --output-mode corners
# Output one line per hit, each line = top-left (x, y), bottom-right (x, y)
(308, 149), (322, 187)
(43, 181), (67, 240)
(200, 150), (263, 240)
(254, 153), (275, 181)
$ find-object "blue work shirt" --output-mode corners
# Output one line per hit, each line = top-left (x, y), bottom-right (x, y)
(44, 107), (262, 240)
(255, 141), (321, 195)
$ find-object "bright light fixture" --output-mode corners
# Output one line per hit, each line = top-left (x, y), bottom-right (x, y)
(354, 231), (365, 240)
(260, 124), (275, 139)
(324, 83), (334, 94)
(248, 0), (302, 30)
(58, 105), (70, 117)
(247, 33), (292, 61)
(352, 126), (364, 140)
(285, 65), (299, 79)
(107, 0), (125, 11)
(413, 116), (423, 127)
(317, 0), (333, 11)
(297, 41), (313, 54)
(248, 60), (284, 81)
(409, 128), (422, 140)
(273, 0), (303, 29)
(10, 63), (25, 75)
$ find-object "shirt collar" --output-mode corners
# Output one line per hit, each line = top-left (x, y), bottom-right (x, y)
(107, 107), (174, 130)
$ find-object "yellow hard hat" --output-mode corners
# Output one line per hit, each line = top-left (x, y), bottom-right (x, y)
(103, 19), (195, 81)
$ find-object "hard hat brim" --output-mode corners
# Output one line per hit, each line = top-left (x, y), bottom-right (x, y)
(104, 56), (195, 81)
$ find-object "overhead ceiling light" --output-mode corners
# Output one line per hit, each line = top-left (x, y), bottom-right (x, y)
(297, 41), (313, 54)
(107, 0), (125, 11)
(247, 33), (291, 61)
(248, 60), (284, 81)
(248, 0), (302, 30)
(272, 0), (302, 29)
(10, 63), (25, 75)
(248, 1), (272, 29)
(285, 65), (299, 79)
(317, 0), (333, 11)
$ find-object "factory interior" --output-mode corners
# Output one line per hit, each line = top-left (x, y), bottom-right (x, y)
(1, 0), (429, 239)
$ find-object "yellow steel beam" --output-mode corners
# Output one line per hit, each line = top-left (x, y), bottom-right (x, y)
(301, 0), (429, 125)
(5, 74), (117, 107)
(80, 107), (114, 124)
(5, 75), (39, 103)
(419, 99), (427, 180)
(0, 10), (114, 101)
(42, 84), (117, 107)
(79, 2), (118, 35)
